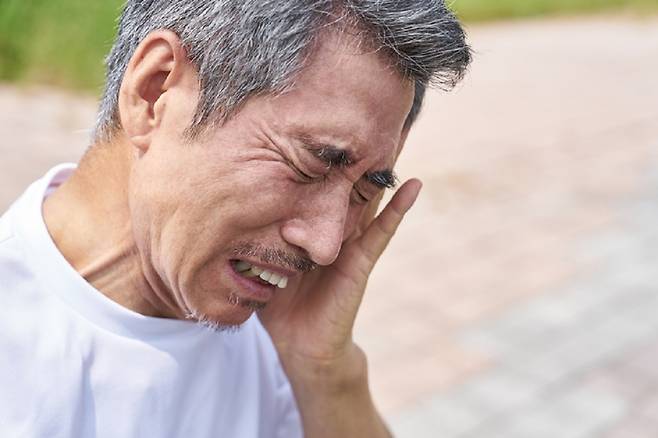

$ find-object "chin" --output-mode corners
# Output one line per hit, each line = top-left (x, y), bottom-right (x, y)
(184, 298), (257, 333)
(181, 263), (269, 331)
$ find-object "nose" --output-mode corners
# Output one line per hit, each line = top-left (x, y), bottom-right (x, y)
(280, 185), (351, 266)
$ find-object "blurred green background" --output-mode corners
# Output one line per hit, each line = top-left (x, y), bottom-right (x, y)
(0, 0), (657, 94)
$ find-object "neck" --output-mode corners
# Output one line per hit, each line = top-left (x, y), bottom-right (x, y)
(43, 139), (164, 317)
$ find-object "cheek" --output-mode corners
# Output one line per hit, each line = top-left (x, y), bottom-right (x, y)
(180, 161), (302, 238)
(130, 149), (306, 276)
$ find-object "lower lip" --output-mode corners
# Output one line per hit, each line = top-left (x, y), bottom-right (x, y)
(225, 262), (276, 303)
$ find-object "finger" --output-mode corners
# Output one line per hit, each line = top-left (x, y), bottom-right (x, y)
(355, 178), (422, 268)
(348, 191), (385, 244)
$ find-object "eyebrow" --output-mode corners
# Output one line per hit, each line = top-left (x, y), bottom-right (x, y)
(295, 134), (397, 189)
(297, 136), (353, 168)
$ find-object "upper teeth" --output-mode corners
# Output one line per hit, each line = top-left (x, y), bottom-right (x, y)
(235, 261), (289, 289)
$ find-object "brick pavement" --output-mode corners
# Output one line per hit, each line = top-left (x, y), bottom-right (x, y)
(1, 14), (658, 438)
(382, 15), (658, 437)
(392, 149), (658, 437)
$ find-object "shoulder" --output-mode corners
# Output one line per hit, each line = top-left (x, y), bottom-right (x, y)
(0, 192), (21, 246)
(0, 203), (26, 275)
(0, 184), (42, 283)
(0, 215), (14, 246)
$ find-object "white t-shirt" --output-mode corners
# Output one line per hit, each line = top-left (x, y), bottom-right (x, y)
(0, 164), (302, 438)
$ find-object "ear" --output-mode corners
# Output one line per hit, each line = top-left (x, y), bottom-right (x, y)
(118, 30), (189, 153)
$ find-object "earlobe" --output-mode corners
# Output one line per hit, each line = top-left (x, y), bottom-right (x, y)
(117, 30), (188, 153)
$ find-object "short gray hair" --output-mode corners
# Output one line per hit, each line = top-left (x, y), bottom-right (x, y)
(94, 0), (470, 141)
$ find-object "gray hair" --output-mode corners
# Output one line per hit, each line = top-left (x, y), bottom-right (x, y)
(94, 0), (470, 142)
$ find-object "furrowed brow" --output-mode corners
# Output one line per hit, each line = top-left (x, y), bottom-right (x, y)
(297, 135), (353, 168)
(365, 170), (398, 189)
(294, 134), (396, 188)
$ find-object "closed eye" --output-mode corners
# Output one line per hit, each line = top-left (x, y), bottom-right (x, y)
(289, 161), (324, 184)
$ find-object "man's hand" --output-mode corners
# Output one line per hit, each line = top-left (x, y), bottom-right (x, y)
(259, 178), (422, 437)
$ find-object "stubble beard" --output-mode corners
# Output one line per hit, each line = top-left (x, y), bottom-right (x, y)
(184, 292), (267, 333)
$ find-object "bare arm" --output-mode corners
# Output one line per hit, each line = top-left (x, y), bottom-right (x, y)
(283, 344), (392, 438)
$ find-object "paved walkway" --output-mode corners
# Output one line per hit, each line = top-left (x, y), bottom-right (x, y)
(1, 14), (657, 438)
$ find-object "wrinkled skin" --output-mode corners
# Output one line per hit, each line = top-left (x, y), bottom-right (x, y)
(121, 31), (416, 332)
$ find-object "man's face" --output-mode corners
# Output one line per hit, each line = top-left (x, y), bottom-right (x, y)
(128, 32), (414, 327)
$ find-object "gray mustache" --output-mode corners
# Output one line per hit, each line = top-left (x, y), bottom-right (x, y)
(232, 242), (317, 274)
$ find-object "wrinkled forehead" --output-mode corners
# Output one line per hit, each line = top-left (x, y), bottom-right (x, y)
(278, 30), (414, 159)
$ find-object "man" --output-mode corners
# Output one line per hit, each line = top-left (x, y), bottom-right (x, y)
(0, 1), (470, 437)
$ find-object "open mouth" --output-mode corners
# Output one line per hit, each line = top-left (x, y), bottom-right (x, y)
(230, 260), (289, 289)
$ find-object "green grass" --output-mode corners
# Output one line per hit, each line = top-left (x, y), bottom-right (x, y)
(0, 0), (657, 92)
(452, 0), (658, 22)
(0, 0), (124, 92)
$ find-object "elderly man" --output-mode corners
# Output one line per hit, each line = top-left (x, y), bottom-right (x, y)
(0, 1), (470, 437)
